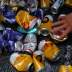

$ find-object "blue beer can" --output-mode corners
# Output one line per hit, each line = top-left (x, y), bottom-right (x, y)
(3, 28), (23, 41)
(2, 5), (16, 24)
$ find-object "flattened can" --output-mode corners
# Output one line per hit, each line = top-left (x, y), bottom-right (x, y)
(38, 18), (53, 36)
(3, 28), (16, 41)
(33, 50), (44, 63)
(33, 55), (45, 72)
(40, 0), (52, 8)
(10, 53), (33, 72)
(64, 0), (72, 6)
(39, 40), (60, 61)
(23, 33), (37, 53)
(8, 40), (15, 52)
(50, 32), (67, 42)
(16, 10), (37, 30)
(3, 28), (23, 41)
(58, 65), (72, 72)
(51, 0), (64, 14)
(14, 41), (24, 51)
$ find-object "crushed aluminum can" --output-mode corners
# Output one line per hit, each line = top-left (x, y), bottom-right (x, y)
(27, 0), (38, 13)
(0, 0), (9, 6)
(10, 0), (26, 7)
(38, 40), (46, 50)
(24, 33), (37, 43)
(45, 61), (52, 72)
(2, 5), (16, 24)
(0, 33), (4, 53)
(31, 9), (44, 20)
(38, 28), (49, 36)
(10, 52), (33, 72)
(3, 28), (16, 41)
(18, 0), (26, 7)
(14, 31), (23, 41)
(51, 0), (64, 14)
(14, 41), (24, 51)
(0, 24), (5, 31)
(0, 11), (5, 22)
(16, 10), (38, 30)
(9, 0), (19, 7)
(64, 0), (72, 6)
(38, 18), (53, 36)
(0, 0), (4, 6)
(23, 33), (37, 53)
(3, 28), (23, 41)
(17, 18), (41, 33)
(40, 0), (52, 8)
(58, 65), (72, 72)
(17, 26), (37, 33)
(33, 51), (46, 72)
(39, 17), (53, 31)
(33, 55), (45, 72)
(50, 32), (67, 42)
(39, 40), (61, 61)
(0, 40), (15, 52)
(33, 50), (44, 62)
(8, 40), (15, 52)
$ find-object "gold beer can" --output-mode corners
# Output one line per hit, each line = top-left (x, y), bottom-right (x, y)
(58, 65), (72, 72)
(65, 0), (72, 7)
(43, 41), (60, 61)
(0, 14), (5, 23)
(33, 55), (45, 72)
(40, 0), (52, 8)
(10, 53), (33, 71)
(38, 18), (53, 36)
(0, 12), (4, 23)
(16, 10), (37, 30)
(39, 19), (52, 31)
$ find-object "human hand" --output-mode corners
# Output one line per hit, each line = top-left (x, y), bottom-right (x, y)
(52, 13), (72, 38)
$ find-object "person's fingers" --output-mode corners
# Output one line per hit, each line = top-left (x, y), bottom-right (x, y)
(52, 20), (65, 27)
(52, 23), (67, 33)
(58, 15), (66, 21)
(60, 27), (70, 38)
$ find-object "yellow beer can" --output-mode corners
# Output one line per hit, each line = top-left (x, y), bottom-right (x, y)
(0, 15), (5, 23)
(39, 19), (52, 31)
(16, 10), (37, 30)
(43, 41), (60, 61)
(58, 65), (72, 72)
(38, 18), (53, 36)
(65, 0), (72, 7)
(40, 0), (52, 8)
(33, 55), (45, 72)
(10, 53), (33, 71)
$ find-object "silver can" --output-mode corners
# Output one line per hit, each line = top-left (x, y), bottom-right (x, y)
(50, 32), (67, 42)
(33, 50), (44, 62)
(51, 0), (64, 14)
(14, 41), (24, 51)
(38, 28), (49, 36)
(23, 33), (37, 53)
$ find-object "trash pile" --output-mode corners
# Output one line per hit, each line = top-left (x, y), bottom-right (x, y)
(0, 0), (72, 72)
